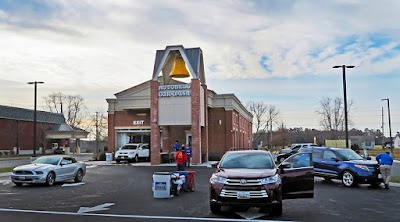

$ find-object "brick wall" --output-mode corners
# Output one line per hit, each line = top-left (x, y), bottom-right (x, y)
(0, 119), (54, 152)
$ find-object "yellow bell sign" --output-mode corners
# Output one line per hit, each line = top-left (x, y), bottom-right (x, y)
(169, 56), (190, 78)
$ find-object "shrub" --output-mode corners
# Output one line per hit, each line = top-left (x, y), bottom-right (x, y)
(92, 152), (106, 161)
(3, 151), (9, 156)
(97, 152), (106, 161)
(0, 152), (3, 157)
(10, 150), (15, 155)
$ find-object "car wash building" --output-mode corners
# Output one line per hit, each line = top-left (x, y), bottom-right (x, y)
(107, 45), (253, 165)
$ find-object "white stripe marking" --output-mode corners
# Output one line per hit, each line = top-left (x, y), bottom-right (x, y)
(0, 208), (295, 222)
(61, 182), (86, 187)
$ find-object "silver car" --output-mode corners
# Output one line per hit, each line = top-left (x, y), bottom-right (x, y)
(11, 155), (86, 186)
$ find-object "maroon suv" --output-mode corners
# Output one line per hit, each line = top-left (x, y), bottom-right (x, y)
(209, 149), (314, 216)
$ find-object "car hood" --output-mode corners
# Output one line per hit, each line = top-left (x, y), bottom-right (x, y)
(344, 159), (378, 165)
(215, 168), (277, 179)
(13, 164), (54, 171)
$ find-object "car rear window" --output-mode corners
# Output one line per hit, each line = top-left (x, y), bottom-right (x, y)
(219, 152), (274, 169)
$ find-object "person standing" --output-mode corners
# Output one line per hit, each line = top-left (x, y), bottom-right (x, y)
(375, 151), (394, 189)
(175, 147), (188, 171)
(173, 141), (181, 151)
(184, 144), (192, 168)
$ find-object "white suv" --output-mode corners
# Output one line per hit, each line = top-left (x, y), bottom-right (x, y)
(115, 143), (149, 163)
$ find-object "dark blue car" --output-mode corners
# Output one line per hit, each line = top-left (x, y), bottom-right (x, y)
(299, 147), (383, 187)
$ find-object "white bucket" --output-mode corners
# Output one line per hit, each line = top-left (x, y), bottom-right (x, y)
(105, 153), (113, 162)
(152, 172), (171, 198)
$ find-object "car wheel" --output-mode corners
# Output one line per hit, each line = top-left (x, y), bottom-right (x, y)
(74, 169), (83, 183)
(279, 156), (286, 163)
(341, 170), (357, 187)
(270, 195), (283, 216)
(14, 182), (23, 187)
(210, 202), (221, 214)
(46, 172), (55, 186)
(134, 155), (139, 163)
(116, 160), (120, 164)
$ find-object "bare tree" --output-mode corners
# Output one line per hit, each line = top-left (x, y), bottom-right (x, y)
(316, 97), (353, 139)
(247, 101), (280, 148)
(43, 92), (87, 127)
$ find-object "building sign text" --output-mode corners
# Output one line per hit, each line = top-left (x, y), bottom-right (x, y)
(158, 84), (191, 97)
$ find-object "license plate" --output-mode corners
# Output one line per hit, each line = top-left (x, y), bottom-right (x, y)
(19, 176), (25, 180)
(378, 174), (383, 179)
(121, 156), (126, 159)
(237, 191), (250, 199)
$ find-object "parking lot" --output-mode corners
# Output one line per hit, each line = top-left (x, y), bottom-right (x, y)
(0, 164), (399, 222)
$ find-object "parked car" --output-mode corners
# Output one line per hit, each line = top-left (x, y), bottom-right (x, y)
(299, 147), (383, 187)
(115, 143), (149, 163)
(276, 143), (317, 163)
(11, 155), (86, 186)
(53, 147), (65, 154)
(209, 149), (314, 216)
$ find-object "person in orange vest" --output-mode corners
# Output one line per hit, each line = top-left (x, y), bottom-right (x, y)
(175, 145), (188, 171)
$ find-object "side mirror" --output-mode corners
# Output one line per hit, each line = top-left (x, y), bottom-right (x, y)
(330, 157), (339, 162)
(279, 162), (291, 169)
(211, 162), (219, 168)
(366, 156), (372, 160)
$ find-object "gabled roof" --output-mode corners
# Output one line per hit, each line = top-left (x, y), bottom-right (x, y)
(47, 123), (88, 133)
(0, 105), (65, 124)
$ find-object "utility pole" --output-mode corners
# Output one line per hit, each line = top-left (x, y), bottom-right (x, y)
(382, 98), (393, 157)
(333, 65), (355, 148)
(95, 112), (99, 153)
(28, 81), (44, 156)
(381, 107), (385, 149)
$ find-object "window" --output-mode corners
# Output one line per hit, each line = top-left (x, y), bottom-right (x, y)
(322, 150), (337, 160)
(220, 152), (274, 169)
(61, 158), (72, 165)
(312, 149), (323, 158)
(284, 153), (312, 168)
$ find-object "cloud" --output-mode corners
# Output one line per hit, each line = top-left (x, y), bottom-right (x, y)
(0, 0), (399, 131)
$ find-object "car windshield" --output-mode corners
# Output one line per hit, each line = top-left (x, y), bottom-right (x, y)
(335, 149), (364, 161)
(32, 157), (61, 165)
(219, 152), (274, 169)
(121, 145), (138, 150)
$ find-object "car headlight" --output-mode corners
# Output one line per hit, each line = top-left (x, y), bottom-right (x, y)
(260, 174), (280, 184)
(354, 164), (369, 171)
(35, 171), (43, 174)
(210, 175), (227, 184)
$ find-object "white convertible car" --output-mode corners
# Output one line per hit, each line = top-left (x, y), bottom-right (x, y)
(11, 155), (86, 186)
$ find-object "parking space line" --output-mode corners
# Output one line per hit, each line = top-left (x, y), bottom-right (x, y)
(0, 208), (295, 222)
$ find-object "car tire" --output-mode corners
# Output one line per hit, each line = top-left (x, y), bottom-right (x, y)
(116, 160), (120, 164)
(270, 195), (283, 216)
(46, 172), (55, 186)
(134, 155), (139, 163)
(14, 182), (23, 187)
(278, 156), (286, 163)
(74, 169), (84, 183)
(341, 170), (357, 187)
(210, 202), (221, 214)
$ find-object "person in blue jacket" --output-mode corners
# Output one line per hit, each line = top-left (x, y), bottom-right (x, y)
(173, 141), (181, 152)
(376, 151), (394, 189)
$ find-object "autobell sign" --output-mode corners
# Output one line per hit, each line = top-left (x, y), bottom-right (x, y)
(158, 84), (191, 97)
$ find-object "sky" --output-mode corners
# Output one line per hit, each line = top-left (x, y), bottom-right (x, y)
(0, 0), (399, 136)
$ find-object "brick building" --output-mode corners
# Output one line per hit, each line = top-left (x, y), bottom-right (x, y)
(107, 45), (253, 165)
(0, 105), (89, 154)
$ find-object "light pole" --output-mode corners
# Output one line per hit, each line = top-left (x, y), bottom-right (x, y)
(382, 98), (393, 156)
(333, 65), (355, 148)
(28, 81), (44, 156)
